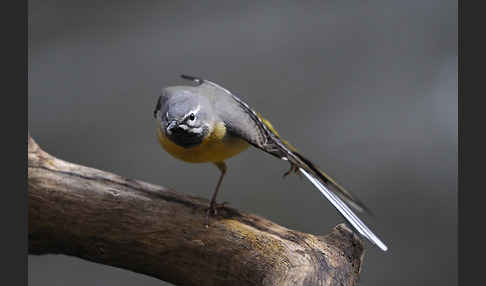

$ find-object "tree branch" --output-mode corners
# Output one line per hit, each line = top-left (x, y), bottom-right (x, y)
(28, 134), (365, 286)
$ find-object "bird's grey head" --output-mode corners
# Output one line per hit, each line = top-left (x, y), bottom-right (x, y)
(154, 87), (212, 148)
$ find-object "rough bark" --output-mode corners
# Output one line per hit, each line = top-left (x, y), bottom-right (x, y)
(28, 135), (365, 286)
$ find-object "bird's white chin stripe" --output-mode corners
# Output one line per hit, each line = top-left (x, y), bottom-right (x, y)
(299, 168), (388, 251)
(188, 127), (203, 134)
(177, 124), (204, 134)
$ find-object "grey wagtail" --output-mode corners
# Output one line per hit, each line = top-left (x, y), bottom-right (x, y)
(153, 75), (388, 251)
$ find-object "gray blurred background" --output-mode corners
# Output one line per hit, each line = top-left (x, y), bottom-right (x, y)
(28, 0), (457, 285)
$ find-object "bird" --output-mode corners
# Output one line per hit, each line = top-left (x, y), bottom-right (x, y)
(153, 74), (388, 251)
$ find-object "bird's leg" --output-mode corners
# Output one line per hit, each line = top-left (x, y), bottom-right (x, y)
(205, 161), (228, 226)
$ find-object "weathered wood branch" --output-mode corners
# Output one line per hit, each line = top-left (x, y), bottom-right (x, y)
(28, 134), (365, 286)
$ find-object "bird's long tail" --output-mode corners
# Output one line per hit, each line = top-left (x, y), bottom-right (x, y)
(179, 74), (388, 251)
(293, 153), (388, 251)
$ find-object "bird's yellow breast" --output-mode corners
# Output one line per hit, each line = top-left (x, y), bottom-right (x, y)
(156, 122), (249, 163)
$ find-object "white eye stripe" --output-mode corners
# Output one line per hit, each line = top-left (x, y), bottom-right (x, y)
(183, 105), (201, 121)
(190, 105), (201, 115)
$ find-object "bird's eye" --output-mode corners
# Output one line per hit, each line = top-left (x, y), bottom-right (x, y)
(189, 113), (195, 121)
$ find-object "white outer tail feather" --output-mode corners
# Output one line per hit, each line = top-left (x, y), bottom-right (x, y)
(299, 168), (388, 251)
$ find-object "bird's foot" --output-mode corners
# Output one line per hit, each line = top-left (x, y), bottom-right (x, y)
(205, 201), (229, 227)
(283, 164), (299, 178)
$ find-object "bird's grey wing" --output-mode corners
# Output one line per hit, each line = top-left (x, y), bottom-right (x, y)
(179, 75), (388, 251)
(180, 75), (290, 158)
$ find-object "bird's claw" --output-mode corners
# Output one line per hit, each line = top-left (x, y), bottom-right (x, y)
(205, 201), (229, 227)
(283, 164), (299, 178)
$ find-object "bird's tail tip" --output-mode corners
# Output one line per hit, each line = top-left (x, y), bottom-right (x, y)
(298, 167), (388, 252)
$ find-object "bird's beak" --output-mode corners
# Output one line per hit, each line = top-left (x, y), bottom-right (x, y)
(166, 120), (178, 135)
